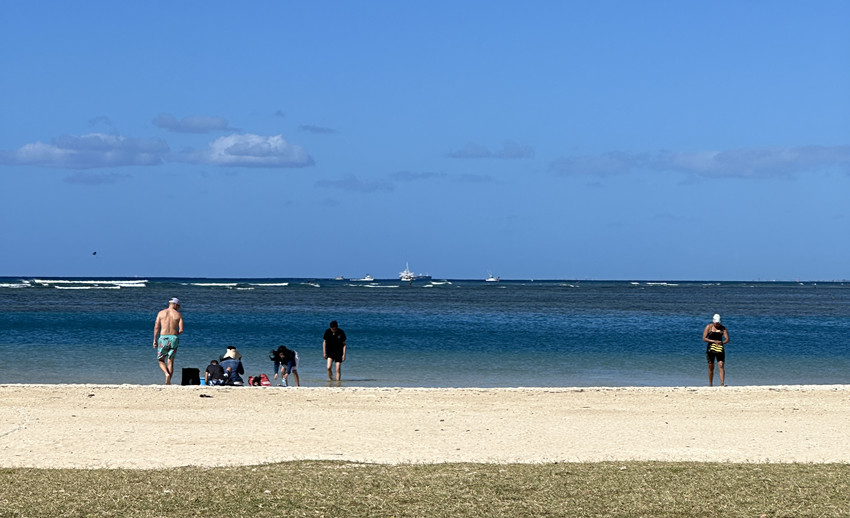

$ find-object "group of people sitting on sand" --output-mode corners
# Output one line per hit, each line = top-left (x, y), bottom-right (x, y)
(204, 345), (301, 387)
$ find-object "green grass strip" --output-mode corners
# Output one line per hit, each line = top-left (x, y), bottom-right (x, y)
(1, 461), (848, 517)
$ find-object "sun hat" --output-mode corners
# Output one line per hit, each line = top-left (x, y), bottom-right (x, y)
(223, 347), (241, 360)
(713, 314), (721, 323)
(169, 297), (181, 306)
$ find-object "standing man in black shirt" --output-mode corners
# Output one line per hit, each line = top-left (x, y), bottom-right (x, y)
(322, 320), (347, 381)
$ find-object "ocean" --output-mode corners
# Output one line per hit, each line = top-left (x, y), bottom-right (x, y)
(1, 277), (848, 387)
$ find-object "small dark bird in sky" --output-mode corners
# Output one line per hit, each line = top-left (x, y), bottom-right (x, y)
(92, 251), (97, 256)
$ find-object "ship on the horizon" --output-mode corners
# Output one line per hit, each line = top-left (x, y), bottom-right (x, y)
(399, 263), (431, 282)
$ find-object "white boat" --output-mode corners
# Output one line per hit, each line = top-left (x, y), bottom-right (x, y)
(485, 274), (500, 282)
(399, 263), (431, 282)
(352, 274), (375, 282)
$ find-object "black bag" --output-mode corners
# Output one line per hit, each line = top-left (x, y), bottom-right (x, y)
(181, 367), (200, 385)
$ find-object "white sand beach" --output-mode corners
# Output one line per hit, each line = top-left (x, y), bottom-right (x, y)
(1, 384), (848, 469)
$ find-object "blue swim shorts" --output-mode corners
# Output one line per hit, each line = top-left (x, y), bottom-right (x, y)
(157, 335), (179, 360)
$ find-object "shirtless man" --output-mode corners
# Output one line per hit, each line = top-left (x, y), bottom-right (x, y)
(153, 298), (184, 384)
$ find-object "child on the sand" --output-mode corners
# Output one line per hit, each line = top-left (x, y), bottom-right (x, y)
(205, 359), (226, 386)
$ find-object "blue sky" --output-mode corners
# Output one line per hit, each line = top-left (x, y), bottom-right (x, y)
(1, 1), (848, 280)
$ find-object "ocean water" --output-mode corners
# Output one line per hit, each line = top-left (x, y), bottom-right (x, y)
(0, 277), (848, 387)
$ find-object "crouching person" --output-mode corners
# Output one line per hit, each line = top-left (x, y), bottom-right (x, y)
(219, 346), (245, 386)
(270, 345), (300, 386)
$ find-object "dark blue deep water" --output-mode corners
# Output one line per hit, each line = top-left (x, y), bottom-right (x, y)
(1, 278), (848, 387)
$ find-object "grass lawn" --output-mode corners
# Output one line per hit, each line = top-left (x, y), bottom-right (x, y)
(1, 461), (848, 517)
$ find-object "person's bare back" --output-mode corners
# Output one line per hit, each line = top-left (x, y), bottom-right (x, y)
(155, 307), (183, 336)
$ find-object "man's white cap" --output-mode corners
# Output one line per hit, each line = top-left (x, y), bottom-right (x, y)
(713, 313), (721, 323)
(169, 297), (181, 306)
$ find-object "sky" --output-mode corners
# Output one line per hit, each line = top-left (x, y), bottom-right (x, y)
(1, 1), (848, 281)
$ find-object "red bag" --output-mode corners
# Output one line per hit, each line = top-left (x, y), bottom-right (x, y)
(259, 373), (272, 386)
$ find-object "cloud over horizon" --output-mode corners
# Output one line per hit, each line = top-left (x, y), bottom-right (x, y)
(178, 134), (314, 168)
(550, 145), (850, 178)
(0, 132), (314, 170)
(0, 133), (169, 169)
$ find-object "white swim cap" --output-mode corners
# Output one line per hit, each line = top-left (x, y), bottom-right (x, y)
(713, 313), (721, 323)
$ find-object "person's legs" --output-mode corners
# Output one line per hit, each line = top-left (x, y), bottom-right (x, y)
(158, 359), (171, 384)
(292, 369), (300, 386)
(707, 360), (715, 387)
(326, 357), (334, 380)
(334, 361), (342, 381)
(718, 360), (725, 387)
(157, 343), (175, 384)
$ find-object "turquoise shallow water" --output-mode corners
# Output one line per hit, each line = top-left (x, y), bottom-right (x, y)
(0, 277), (848, 387)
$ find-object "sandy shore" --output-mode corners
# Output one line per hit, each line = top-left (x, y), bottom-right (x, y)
(1, 384), (848, 469)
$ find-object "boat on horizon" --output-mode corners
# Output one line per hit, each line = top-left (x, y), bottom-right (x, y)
(352, 274), (375, 282)
(485, 274), (500, 282)
(400, 263), (431, 282)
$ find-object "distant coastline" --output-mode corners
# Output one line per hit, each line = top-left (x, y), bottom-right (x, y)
(2, 275), (848, 284)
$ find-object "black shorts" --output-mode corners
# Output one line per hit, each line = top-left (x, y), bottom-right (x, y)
(706, 348), (725, 363)
(327, 349), (343, 362)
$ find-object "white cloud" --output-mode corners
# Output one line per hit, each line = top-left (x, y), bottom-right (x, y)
(0, 132), (314, 170)
(654, 145), (850, 178)
(152, 114), (232, 134)
(0, 133), (169, 169)
(180, 134), (314, 168)
(550, 145), (850, 178)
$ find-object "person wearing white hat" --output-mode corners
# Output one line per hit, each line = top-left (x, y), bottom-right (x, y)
(702, 313), (729, 386)
(153, 298), (184, 384)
